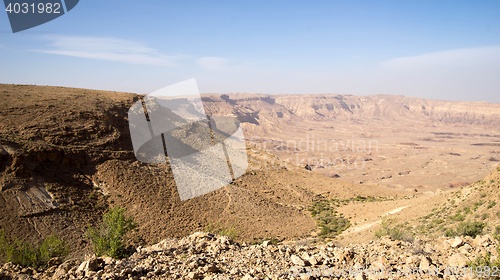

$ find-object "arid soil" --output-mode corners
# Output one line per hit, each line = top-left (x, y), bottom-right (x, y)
(0, 85), (360, 256)
(203, 93), (500, 192)
(1, 84), (499, 274)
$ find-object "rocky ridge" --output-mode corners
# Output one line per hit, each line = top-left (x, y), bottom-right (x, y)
(1, 232), (498, 280)
(203, 94), (500, 132)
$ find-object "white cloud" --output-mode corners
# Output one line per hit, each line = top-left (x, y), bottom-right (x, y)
(196, 56), (230, 72)
(37, 35), (190, 66)
(381, 46), (500, 69)
(372, 46), (500, 102)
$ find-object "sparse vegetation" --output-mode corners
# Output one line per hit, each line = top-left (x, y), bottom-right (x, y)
(375, 217), (414, 242)
(0, 229), (68, 268)
(469, 228), (500, 279)
(205, 223), (239, 240)
(86, 206), (137, 259)
(351, 195), (378, 202)
(451, 212), (466, 222)
(251, 237), (280, 245)
(444, 220), (485, 238)
(309, 200), (350, 238)
(487, 201), (497, 209)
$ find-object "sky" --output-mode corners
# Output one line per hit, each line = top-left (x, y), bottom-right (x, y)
(0, 1), (499, 102)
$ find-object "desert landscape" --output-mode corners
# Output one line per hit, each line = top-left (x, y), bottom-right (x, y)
(0, 84), (499, 279)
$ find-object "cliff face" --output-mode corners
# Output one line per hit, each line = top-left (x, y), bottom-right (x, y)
(203, 94), (500, 128)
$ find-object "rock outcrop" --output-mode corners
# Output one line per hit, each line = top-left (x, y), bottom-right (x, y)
(1, 232), (497, 279)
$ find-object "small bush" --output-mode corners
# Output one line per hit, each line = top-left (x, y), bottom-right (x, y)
(375, 218), (414, 242)
(469, 233), (500, 279)
(0, 230), (68, 268)
(451, 213), (465, 222)
(487, 201), (497, 209)
(309, 200), (350, 238)
(445, 220), (485, 238)
(205, 223), (239, 240)
(86, 206), (136, 259)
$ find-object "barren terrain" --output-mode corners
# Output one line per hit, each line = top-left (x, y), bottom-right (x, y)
(203, 93), (500, 193)
(1, 84), (499, 273)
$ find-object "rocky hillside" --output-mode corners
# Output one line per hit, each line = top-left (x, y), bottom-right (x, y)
(414, 165), (500, 239)
(1, 84), (499, 279)
(1, 231), (498, 279)
(0, 84), (360, 258)
(0, 85), (137, 256)
(202, 93), (500, 133)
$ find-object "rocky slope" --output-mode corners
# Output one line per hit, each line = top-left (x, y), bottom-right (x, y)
(0, 84), (359, 257)
(1, 84), (499, 279)
(202, 93), (500, 133)
(1, 231), (498, 280)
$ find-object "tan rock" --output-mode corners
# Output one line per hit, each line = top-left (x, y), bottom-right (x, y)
(290, 255), (307, 266)
(419, 256), (432, 270)
(448, 253), (468, 267)
(187, 271), (203, 279)
(451, 237), (464, 248)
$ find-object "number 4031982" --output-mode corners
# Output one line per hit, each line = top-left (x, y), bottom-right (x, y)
(5, 2), (61, 14)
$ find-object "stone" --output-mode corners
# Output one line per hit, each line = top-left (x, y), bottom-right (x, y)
(405, 255), (419, 266)
(419, 256), (432, 270)
(47, 257), (62, 267)
(291, 255), (307, 266)
(1, 231), (498, 280)
(300, 274), (314, 280)
(448, 253), (468, 267)
(76, 261), (88, 273)
(355, 272), (367, 280)
(241, 274), (254, 280)
(187, 271), (203, 279)
(102, 256), (114, 265)
(451, 237), (464, 248)
(86, 257), (103, 271)
(460, 244), (473, 255)
(473, 235), (492, 247)
(300, 252), (310, 262)
(309, 255), (323, 266)
(204, 264), (219, 273)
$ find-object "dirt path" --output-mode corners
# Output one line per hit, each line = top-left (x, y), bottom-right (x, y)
(342, 205), (409, 234)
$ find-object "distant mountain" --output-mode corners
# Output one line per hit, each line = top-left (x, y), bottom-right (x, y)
(203, 94), (500, 132)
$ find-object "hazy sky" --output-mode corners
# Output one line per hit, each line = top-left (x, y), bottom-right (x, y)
(1, 1), (499, 102)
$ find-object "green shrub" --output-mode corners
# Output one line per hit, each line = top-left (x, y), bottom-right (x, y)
(0, 230), (68, 268)
(451, 213), (465, 221)
(487, 201), (497, 209)
(205, 223), (239, 240)
(468, 233), (500, 279)
(444, 220), (485, 238)
(375, 218), (414, 242)
(86, 206), (136, 259)
(308, 200), (350, 238)
(352, 195), (377, 202)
